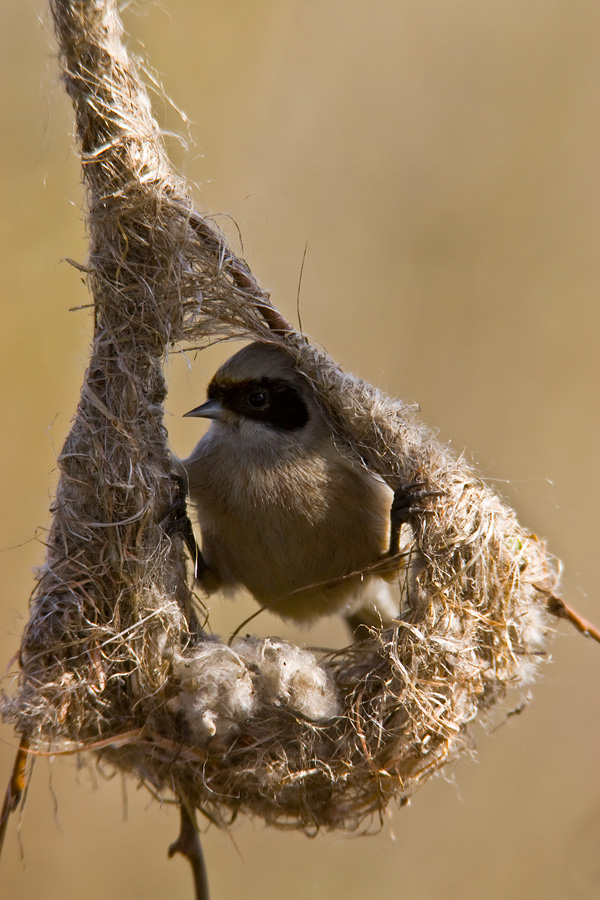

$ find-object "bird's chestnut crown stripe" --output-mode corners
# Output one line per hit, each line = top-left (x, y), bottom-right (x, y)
(207, 376), (310, 431)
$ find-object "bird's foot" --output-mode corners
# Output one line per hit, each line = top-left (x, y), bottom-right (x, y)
(161, 474), (208, 580)
(388, 480), (443, 555)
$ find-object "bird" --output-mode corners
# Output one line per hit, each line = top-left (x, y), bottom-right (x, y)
(174, 341), (425, 630)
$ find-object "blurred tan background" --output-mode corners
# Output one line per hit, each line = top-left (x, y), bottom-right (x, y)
(2, 1), (600, 898)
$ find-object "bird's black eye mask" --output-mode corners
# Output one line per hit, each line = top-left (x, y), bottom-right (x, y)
(208, 376), (310, 432)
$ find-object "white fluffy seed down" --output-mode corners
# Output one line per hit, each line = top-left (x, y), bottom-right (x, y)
(242, 637), (341, 720)
(168, 637), (340, 742)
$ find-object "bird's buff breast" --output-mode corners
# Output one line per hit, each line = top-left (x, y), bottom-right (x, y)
(185, 443), (392, 621)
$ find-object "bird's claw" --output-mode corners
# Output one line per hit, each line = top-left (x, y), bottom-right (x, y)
(388, 480), (443, 555)
(161, 475), (207, 580)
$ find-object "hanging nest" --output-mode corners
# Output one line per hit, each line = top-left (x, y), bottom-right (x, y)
(1, 0), (562, 833)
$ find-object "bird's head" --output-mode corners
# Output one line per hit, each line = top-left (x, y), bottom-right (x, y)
(183, 342), (329, 458)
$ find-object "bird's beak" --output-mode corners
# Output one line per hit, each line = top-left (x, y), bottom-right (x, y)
(183, 399), (227, 421)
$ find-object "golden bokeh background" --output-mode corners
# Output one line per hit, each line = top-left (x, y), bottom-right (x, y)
(2, 2), (600, 898)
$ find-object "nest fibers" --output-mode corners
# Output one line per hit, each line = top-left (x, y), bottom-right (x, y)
(1, 0), (560, 832)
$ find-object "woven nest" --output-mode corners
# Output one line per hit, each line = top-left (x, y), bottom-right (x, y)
(1, 0), (560, 833)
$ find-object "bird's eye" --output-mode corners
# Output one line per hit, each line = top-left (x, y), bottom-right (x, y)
(248, 390), (268, 409)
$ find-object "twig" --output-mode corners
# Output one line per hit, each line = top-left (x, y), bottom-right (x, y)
(546, 594), (600, 644)
(168, 804), (210, 900)
(0, 736), (29, 859)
